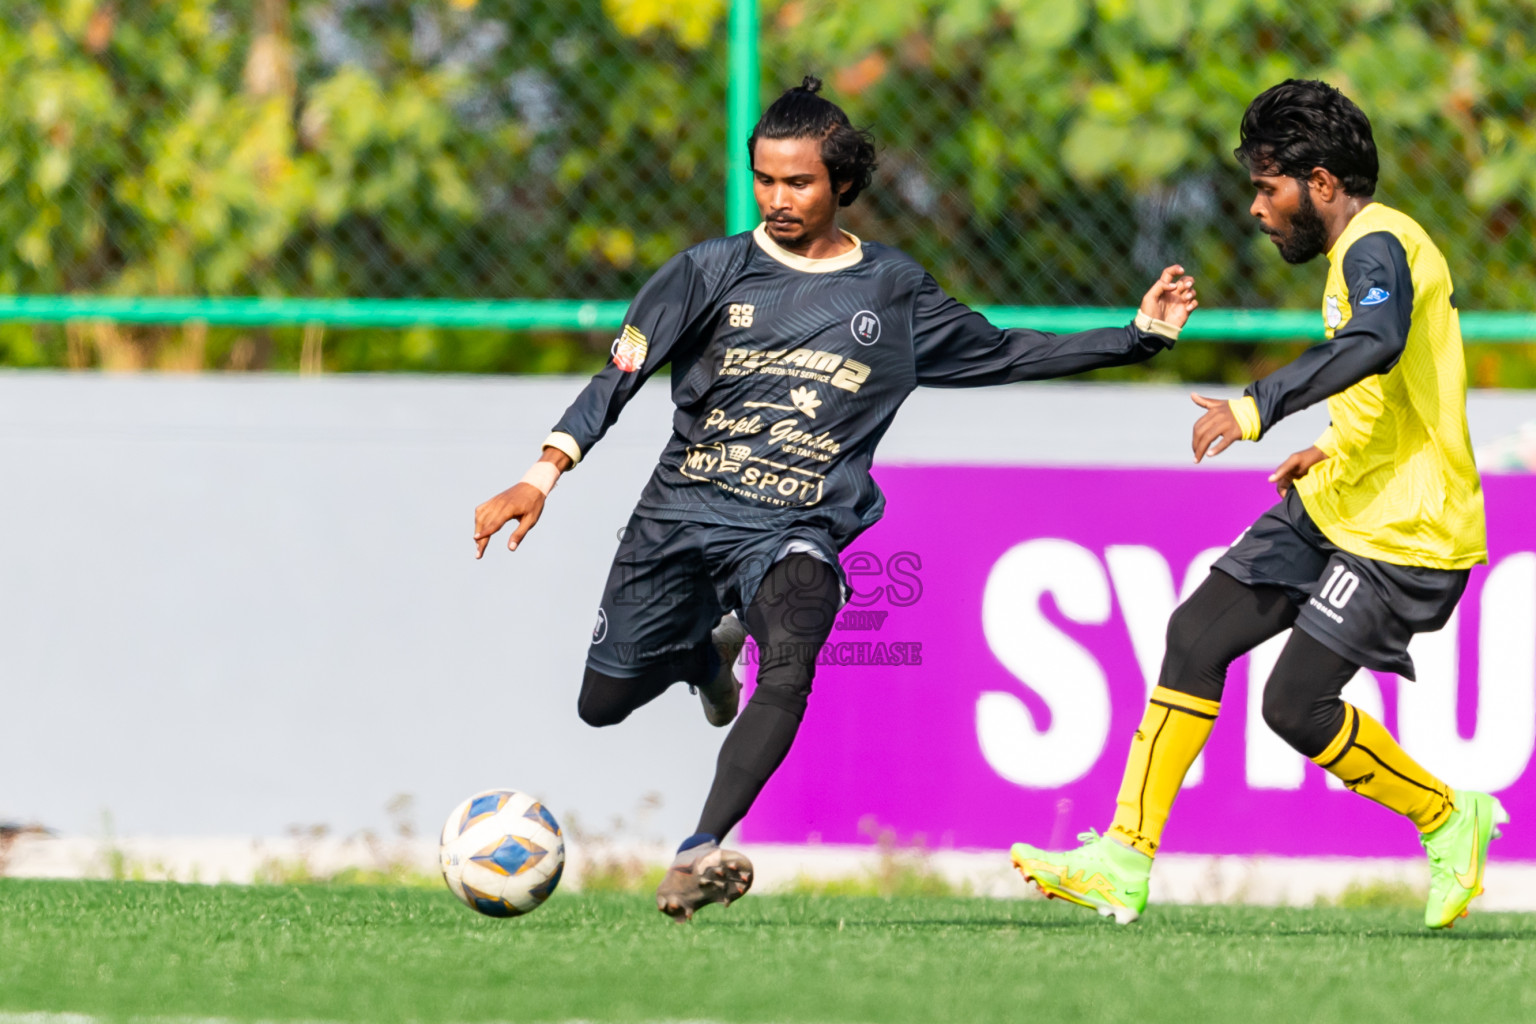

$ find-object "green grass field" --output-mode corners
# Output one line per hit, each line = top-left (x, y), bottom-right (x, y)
(3, 879), (1535, 1024)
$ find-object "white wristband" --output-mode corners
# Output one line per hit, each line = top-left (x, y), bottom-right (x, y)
(1134, 310), (1181, 341)
(519, 461), (560, 496)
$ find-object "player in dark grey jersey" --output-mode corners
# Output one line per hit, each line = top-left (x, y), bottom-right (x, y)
(475, 77), (1198, 920)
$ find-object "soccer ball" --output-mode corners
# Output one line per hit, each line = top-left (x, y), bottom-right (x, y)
(439, 789), (565, 917)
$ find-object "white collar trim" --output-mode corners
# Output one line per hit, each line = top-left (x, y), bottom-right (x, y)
(752, 223), (863, 273)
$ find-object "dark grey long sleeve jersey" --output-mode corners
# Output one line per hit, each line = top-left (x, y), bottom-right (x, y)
(1242, 231), (1414, 437)
(545, 229), (1174, 549)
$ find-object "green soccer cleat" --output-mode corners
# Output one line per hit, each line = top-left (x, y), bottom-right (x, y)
(1009, 829), (1151, 925)
(1421, 790), (1509, 930)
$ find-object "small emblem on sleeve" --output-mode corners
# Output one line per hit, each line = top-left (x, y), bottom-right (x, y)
(592, 607), (608, 644)
(851, 310), (881, 345)
(610, 324), (648, 373)
(1360, 287), (1391, 306)
(1324, 295), (1342, 329)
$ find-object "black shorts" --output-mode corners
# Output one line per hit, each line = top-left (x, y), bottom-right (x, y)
(585, 513), (845, 678)
(1213, 490), (1468, 679)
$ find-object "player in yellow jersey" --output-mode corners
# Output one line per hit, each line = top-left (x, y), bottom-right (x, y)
(1009, 80), (1507, 929)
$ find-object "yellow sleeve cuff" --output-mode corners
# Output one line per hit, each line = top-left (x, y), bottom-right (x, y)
(1314, 425), (1339, 456)
(542, 431), (583, 467)
(1229, 396), (1262, 441)
(1134, 310), (1181, 341)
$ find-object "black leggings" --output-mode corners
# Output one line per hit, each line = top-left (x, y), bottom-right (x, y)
(1163, 570), (1362, 759)
(577, 645), (711, 727)
(575, 554), (842, 840)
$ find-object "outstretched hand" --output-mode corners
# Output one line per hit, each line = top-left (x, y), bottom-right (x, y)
(474, 449), (571, 558)
(474, 483), (546, 558)
(1140, 265), (1198, 328)
(1270, 446), (1328, 496)
(1190, 392), (1242, 463)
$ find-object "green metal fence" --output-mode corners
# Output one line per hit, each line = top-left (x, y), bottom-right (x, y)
(2, 1), (1534, 375)
(5, 294), (1533, 345)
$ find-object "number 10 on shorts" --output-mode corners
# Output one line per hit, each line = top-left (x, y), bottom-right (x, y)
(1320, 564), (1360, 609)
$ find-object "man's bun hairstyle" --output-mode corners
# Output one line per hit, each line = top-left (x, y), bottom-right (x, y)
(748, 76), (877, 207)
(1235, 79), (1378, 197)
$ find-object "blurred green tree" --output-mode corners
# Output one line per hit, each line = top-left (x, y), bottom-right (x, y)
(0, 0), (1532, 383)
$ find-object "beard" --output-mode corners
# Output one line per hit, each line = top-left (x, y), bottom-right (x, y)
(764, 216), (807, 245)
(1271, 185), (1330, 264)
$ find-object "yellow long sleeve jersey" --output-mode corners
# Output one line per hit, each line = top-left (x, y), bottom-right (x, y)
(1231, 203), (1486, 569)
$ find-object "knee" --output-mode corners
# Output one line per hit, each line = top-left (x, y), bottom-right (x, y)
(1161, 603), (1201, 665)
(577, 695), (628, 728)
(577, 668), (631, 728)
(747, 682), (810, 722)
(1260, 683), (1310, 748)
(1160, 604), (1226, 701)
(1261, 683), (1340, 757)
(750, 657), (815, 722)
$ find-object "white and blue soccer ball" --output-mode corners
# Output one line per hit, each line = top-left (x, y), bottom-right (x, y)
(439, 789), (565, 917)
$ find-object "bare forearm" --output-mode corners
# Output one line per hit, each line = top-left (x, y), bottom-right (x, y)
(540, 446), (574, 473)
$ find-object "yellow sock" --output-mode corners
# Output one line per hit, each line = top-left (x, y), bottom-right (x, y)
(1312, 703), (1455, 832)
(1107, 686), (1219, 857)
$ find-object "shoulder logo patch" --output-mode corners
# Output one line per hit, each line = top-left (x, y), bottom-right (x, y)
(1324, 295), (1343, 329)
(851, 310), (881, 346)
(611, 324), (648, 373)
(1360, 287), (1391, 306)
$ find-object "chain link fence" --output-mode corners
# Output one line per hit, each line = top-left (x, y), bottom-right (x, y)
(810, 0), (1536, 315)
(0, 0), (730, 301)
(2, 0), (1534, 379)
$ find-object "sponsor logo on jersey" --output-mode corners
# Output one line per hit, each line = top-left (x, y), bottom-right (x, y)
(704, 408), (766, 436)
(1360, 286), (1391, 306)
(790, 385), (821, 417)
(679, 443), (826, 508)
(1307, 596), (1345, 625)
(767, 416), (841, 459)
(851, 309), (881, 345)
(743, 386), (822, 419)
(610, 324), (648, 373)
(702, 406), (843, 461)
(720, 347), (872, 393)
(1324, 295), (1343, 329)
(680, 440), (755, 474)
(719, 443), (752, 472)
(728, 303), (756, 328)
(592, 607), (608, 644)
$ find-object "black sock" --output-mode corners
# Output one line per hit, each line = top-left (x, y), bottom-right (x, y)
(696, 700), (804, 838)
(693, 555), (840, 840)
